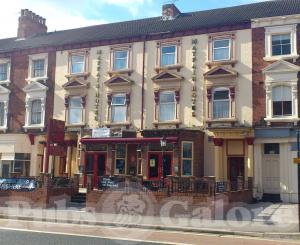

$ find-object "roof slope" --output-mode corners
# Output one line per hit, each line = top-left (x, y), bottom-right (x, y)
(1, 0), (300, 53)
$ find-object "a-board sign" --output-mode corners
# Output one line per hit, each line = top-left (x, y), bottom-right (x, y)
(0, 178), (37, 191)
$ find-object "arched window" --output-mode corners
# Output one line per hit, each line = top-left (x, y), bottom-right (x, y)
(272, 86), (292, 117)
(213, 88), (230, 119)
(30, 99), (42, 125)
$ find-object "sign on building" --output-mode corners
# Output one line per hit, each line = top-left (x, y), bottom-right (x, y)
(92, 128), (111, 138)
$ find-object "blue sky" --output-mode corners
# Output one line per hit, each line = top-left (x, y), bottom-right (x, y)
(1, 0), (265, 39)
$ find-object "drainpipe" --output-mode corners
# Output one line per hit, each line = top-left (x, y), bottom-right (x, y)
(141, 38), (146, 131)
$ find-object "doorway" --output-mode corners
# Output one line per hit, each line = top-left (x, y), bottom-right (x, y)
(228, 157), (245, 181)
(1, 161), (10, 178)
(84, 153), (106, 188)
(148, 153), (172, 180)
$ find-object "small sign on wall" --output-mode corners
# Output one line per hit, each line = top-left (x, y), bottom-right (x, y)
(150, 159), (156, 167)
(92, 128), (111, 138)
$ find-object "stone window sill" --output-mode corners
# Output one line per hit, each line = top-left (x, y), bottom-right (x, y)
(104, 121), (131, 127)
(65, 72), (90, 79)
(263, 54), (299, 62)
(153, 120), (181, 126)
(108, 69), (133, 77)
(66, 123), (86, 127)
(155, 64), (183, 73)
(23, 125), (45, 131)
(206, 60), (237, 68)
(206, 118), (237, 123)
(0, 80), (11, 85)
(26, 77), (48, 83)
(265, 117), (299, 125)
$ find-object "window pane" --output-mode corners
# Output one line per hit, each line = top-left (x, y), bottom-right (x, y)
(272, 86), (292, 101)
(112, 95), (126, 105)
(160, 92), (175, 103)
(182, 160), (192, 176)
(114, 50), (128, 70)
(0, 63), (7, 81)
(283, 101), (292, 115)
(0, 102), (4, 126)
(112, 105), (127, 122)
(116, 159), (125, 174)
(30, 100), (42, 125)
(213, 39), (230, 61)
(159, 103), (175, 121)
(70, 97), (82, 107)
(273, 101), (282, 116)
(116, 145), (126, 158)
(183, 143), (192, 158)
(161, 45), (176, 66)
(214, 90), (229, 100)
(213, 101), (229, 119)
(272, 34), (291, 56)
(214, 39), (230, 48)
(32, 59), (45, 78)
(69, 108), (81, 124)
(264, 143), (279, 154)
(71, 55), (85, 74)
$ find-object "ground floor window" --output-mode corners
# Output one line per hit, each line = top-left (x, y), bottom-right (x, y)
(115, 144), (126, 175)
(182, 142), (193, 176)
(13, 153), (30, 176)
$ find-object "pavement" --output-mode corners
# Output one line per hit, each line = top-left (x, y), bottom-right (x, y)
(0, 201), (298, 241)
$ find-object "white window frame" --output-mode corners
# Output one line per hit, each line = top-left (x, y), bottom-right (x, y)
(271, 85), (292, 117)
(181, 141), (193, 177)
(264, 24), (299, 61)
(67, 96), (84, 125)
(70, 54), (86, 75)
(212, 88), (231, 119)
(111, 93), (127, 123)
(27, 53), (48, 83)
(24, 97), (46, 130)
(212, 38), (231, 62)
(159, 91), (176, 122)
(160, 45), (177, 67)
(30, 99), (43, 125)
(0, 85), (10, 132)
(0, 59), (11, 85)
(113, 50), (129, 71)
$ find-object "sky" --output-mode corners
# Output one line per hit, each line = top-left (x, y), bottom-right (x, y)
(0, 0), (268, 39)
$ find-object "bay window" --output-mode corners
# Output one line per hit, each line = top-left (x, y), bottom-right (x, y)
(159, 91), (176, 122)
(272, 86), (292, 117)
(213, 88), (230, 119)
(68, 96), (83, 124)
(111, 94), (127, 123)
(182, 142), (193, 176)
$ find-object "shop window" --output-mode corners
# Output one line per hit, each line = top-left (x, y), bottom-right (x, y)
(182, 142), (193, 176)
(115, 144), (126, 175)
(111, 94), (127, 123)
(68, 96), (83, 124)
(213, 39), (231, 61)
(272, 86), (292, 117)
(30, 99), (42, 125)
(264, 143), (280, 155)
(213, 88), (230, 119)
(159, 91), (176, 122)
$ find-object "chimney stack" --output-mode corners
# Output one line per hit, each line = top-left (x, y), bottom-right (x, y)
(17, 9), (47, 39)
(162, 4), (181, 20)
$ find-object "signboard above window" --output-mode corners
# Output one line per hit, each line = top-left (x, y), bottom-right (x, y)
(92, 128), (111, 138)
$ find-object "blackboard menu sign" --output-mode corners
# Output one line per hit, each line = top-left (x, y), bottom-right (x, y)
(99, 177), (124, 189)
(0, 178), (37, 191)
(216, 181), (226, 193)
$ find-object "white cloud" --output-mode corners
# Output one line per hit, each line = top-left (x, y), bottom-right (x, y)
(0, 0), (107, 39)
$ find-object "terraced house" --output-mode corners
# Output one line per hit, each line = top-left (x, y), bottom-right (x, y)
(0, 0), (299, 203)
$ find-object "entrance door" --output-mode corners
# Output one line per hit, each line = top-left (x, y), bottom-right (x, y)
(228, 157), (245, 181)
(84, 153), (106, 188)
(148, 153), (172, 180)
(262, 155), (280, 194)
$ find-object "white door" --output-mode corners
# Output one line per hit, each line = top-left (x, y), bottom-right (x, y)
(262, 155), (280, 194)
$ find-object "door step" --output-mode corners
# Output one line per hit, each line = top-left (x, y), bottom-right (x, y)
(261, 193), (282, 203)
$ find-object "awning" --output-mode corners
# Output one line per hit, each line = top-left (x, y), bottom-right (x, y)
(81, 137), (178, 144)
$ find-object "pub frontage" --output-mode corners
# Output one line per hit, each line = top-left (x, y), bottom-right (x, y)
(80, 128), (204, 189)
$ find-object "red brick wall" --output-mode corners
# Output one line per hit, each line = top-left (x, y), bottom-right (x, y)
(8, 50), (55, 133)
(252, 27), (300, 126)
